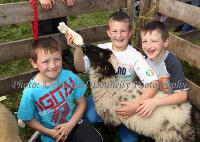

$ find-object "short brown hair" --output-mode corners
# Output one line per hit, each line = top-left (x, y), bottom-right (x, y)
(31, 37), (62, 62)
(108, 10), (132, 30)
(141, 21), (169, 41)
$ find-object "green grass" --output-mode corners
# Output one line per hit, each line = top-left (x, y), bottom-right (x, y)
(0, 23), (32, 43)
(0, 0), (24, 3)
(0, 59), (32, 79)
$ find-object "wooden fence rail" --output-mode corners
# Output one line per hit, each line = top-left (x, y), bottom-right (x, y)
(168, 33), (200, 70)
(179, 30), (200, 41)
(187, 79), (200, 110)
(0, 0), (126, 26)
(0, 25), (108, 64)
(158, 0), (200, 29)
(0, 70), (36, 96)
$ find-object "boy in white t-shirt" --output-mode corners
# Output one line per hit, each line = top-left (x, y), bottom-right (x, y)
(66, 11), (159, 142)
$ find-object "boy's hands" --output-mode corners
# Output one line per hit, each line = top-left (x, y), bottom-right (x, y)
(136, 98), (159, 117)
(62, 0), (76, 6)
(47, 129), (61, 140)
(66, 33), (79, 49)
(38, 0), (75, 11)
(55, 121), (75, 142)
(116, 98), (159, 118)
(116, 101), (140, 119)
(39, 0), (55, 11)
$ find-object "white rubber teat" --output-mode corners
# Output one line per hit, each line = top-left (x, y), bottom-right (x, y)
(58, 22), (84, 46)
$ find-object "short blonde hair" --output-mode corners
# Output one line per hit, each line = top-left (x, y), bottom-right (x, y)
(108, 10), (132, 30)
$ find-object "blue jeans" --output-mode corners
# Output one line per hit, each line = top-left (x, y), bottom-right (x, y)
(181, 0), (200, 32)
(85, 95), (138, 142)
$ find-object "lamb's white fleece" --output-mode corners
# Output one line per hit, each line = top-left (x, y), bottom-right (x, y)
(0, 103), (22, 142)
(88, 65), (194, 142)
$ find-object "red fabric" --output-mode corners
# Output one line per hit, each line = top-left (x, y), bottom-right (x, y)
(31, 0), (39, 40)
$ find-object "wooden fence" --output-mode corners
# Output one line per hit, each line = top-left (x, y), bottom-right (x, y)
(0, 0), (127, 96)
(134, 0), (200, 108)
(0, 0), (200, 139)
(136, 0), (200, 139)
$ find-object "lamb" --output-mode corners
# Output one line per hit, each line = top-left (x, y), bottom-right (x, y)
(81, 44), (195, 142)
(0, 103), (22, 142)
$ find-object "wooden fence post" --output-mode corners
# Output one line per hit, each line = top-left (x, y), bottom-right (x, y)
(127, 0), (134, 23)
(126, 0), (135, 42)
(135, 0), (158, 48)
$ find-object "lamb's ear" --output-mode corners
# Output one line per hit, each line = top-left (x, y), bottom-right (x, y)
(108, 54), (118, 73)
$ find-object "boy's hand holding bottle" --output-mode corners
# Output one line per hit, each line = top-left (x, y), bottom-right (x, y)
(57, 22), (84, 48)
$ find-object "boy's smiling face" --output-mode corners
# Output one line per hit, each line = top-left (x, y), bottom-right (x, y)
(107, 20), (132, 51)
(31, 50), (62, 83)
(141, 30), (169, 61)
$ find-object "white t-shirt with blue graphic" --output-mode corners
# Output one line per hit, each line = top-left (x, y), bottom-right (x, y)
(84, 42), (158, 84)
(17, 69), (87, 142)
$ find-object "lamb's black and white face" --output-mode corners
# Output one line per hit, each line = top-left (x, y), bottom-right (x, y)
(82, 44), (118, 77)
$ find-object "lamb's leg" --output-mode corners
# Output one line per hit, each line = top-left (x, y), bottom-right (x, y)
(155, 124), (194, 142)
(179, 123), (195, 142)
(155, 131), (181, 142)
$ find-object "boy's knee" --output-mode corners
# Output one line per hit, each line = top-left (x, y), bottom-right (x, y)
(86, 95), (93, 105)
(85, 95), (101, 123)
(119, 134), (138, 142)
(118, 125), (138, 142)
(85, 110), (99, 124)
